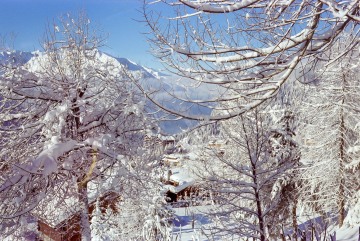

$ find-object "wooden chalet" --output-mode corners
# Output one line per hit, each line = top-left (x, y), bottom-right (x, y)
(208, 140), (227, 148)
(143, 134), (177, 153)
(161, 135), (176, 148)
(162, 155), (180, 167)
(208, 139), (227, 156)
(162, 168), (198, 204)
(37, 192), (120, 241)
(162, 167), (217, 206)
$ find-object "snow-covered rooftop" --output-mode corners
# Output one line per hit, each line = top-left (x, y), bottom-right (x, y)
(163, 167), (195, 194)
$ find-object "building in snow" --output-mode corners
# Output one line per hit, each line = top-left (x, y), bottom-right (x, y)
(37, 192), (120, 241)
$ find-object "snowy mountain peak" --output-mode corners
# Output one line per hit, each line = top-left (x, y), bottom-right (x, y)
(0, 50), (34, 66)
(112, 56), (166, 79)
(0, 49), (166, 80)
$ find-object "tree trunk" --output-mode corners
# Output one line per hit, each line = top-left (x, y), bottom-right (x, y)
(252, 163), (266, 241)
(78, 182), (92, 241)
(292, 199), (298, 241)
(338, 103), (345, 227)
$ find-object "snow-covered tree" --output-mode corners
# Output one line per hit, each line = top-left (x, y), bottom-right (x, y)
(185, 103), (300, 240)
(142, 195), (173, 240)
(89, 160), (173, 241)
(142, 0), (360, 120)
(299, 35), (360, 227)
(266, 109), (301, 239)
(0, 13), (155, 240)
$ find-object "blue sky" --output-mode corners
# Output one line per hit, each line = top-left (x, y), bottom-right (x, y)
(0, 0), (162, 69)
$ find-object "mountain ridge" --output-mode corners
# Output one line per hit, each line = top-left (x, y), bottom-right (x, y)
(0, 50), (211, 134)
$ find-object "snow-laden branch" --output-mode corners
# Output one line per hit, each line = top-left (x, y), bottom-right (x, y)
(179, 0), (263, 13)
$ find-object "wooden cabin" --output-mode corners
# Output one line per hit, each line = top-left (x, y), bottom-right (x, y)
(208, 140), (227, 148)
(208, 140), (227, 156)
(143, 134), (177, 154)
(37, 192), (120, 241)
(162, 167), (200, 205)
(161, 136), (176, 149)
(162, 155), (180, 167)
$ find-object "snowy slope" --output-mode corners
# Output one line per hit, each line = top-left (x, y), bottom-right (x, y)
(114, 56), (165, 79)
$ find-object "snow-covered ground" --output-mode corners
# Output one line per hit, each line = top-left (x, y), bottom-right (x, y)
(336, 226), (360, 241)
(172, 206), (215, 241)
(171, 206), (360, 241)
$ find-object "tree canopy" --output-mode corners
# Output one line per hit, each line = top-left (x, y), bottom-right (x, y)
(143, 0), (360, 120)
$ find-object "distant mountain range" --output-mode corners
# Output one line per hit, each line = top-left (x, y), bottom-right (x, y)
(0, 50), (212, 135)
(114, 56), (170, 79)
(0, 50), (34, 66)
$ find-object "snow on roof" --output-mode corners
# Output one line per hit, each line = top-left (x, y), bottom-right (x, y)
(164, 167), (195, 194)
(208, 139), (227, 145)
(164, 181), (195, 194)
(163, 154), (178, 160)
(34, 184), (80, 227)
(170, 168), (194, 183)
(161, 135), (175, 141)
(34, 169), (119, 227)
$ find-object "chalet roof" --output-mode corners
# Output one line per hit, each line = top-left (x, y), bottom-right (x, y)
(34, 183), (81, 227)
(160, 135), (175, 141)
(33, 170), (119, 227)
(163, 154), (178, 160)
(208, 139), (227, 146)
(163, 167), (195, 194)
